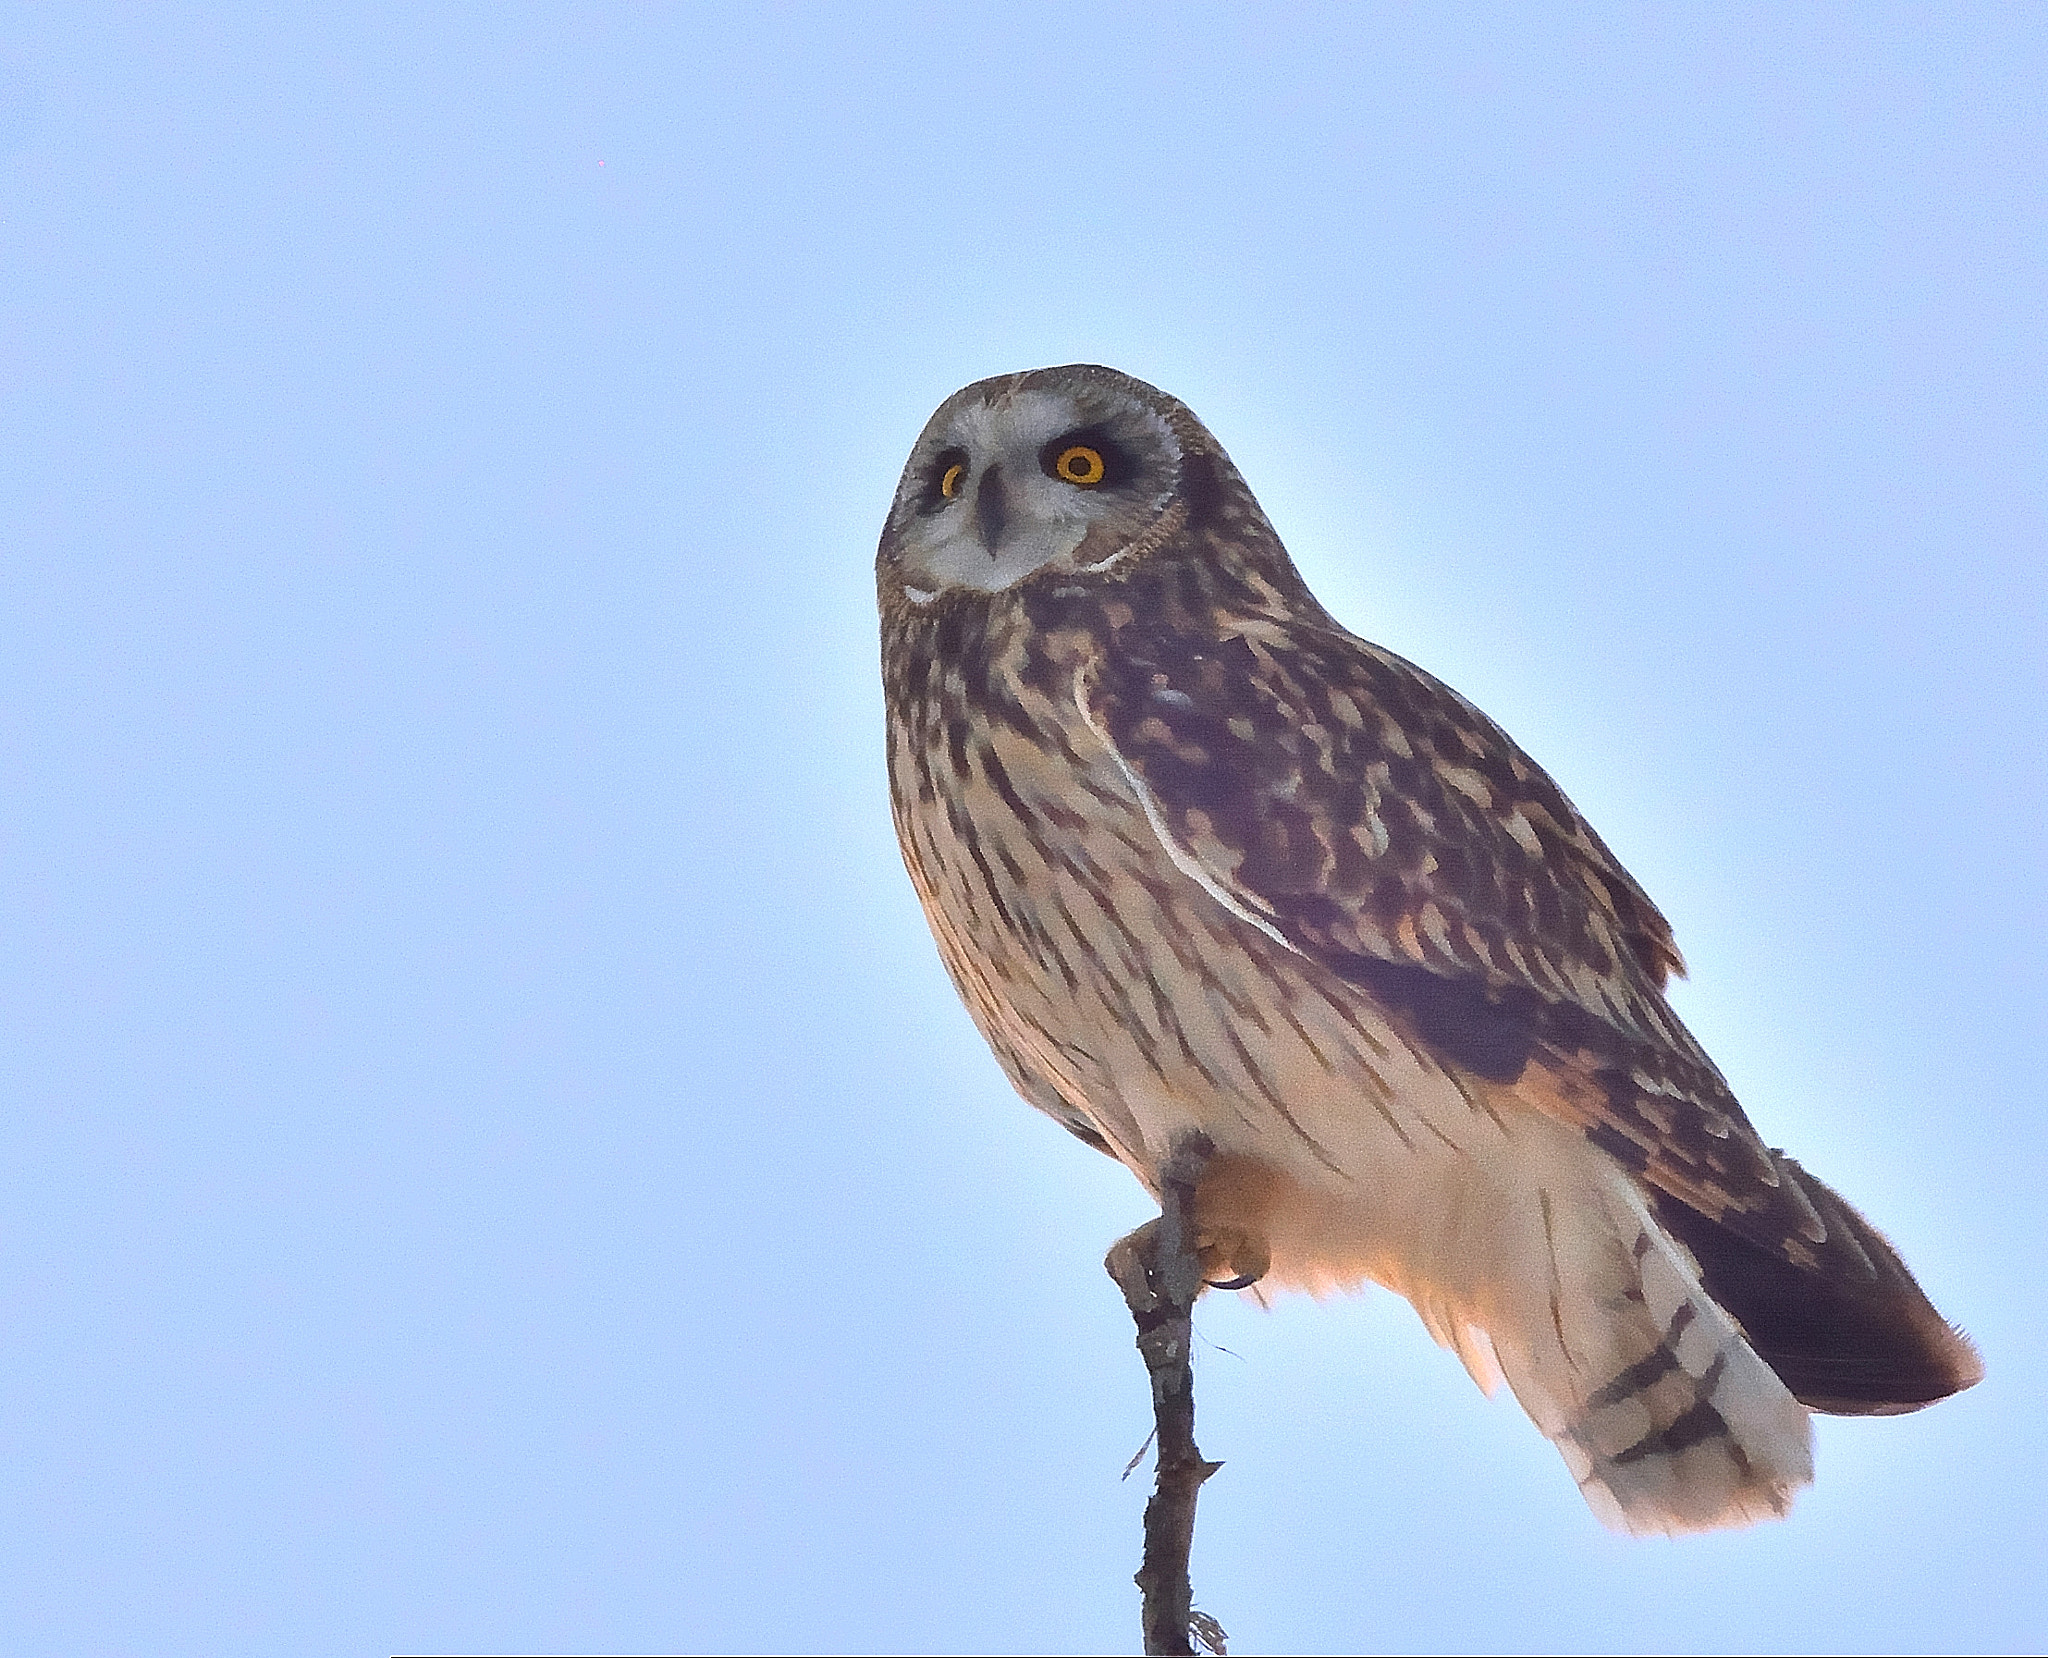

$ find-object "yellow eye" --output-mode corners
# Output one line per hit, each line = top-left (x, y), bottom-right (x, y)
(1053, 445), (1106, 486)
(939, 461), (966, 499)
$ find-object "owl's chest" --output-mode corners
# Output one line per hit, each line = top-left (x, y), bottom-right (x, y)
(882, 635), (1478, 1189)
(887, 660), (1292, 1115)
(887, 667), (1151, 995)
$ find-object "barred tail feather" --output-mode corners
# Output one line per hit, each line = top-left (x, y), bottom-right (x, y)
(1484, 1171), (1813, 1535)
(1200, 1123), (1817, 1534)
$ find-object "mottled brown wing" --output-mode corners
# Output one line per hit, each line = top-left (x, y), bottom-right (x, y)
(1082, 616), (1844, 1268)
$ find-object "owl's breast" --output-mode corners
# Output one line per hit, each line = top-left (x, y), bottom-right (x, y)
(884, 640), (1155, 1156)
(882, 624), (1480, 1193)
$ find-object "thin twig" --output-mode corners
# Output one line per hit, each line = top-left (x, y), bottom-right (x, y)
(1105, 1132), (1228, 1656)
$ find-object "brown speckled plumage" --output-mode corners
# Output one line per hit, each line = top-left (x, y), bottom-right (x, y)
(878, 364), (1979, 1532)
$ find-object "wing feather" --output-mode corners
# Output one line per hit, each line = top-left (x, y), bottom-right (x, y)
(1081, 617), (1842, 1267)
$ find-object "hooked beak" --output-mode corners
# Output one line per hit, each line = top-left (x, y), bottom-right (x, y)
(974, 462), (1008, 555)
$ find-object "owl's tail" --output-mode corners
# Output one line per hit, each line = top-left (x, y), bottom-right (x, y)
(1423, 1161), (1815, 1536)
(1202, 1118), (1817, 1533)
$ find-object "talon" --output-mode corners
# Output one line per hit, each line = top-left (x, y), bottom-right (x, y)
(1195, 1225), (1269, 1292)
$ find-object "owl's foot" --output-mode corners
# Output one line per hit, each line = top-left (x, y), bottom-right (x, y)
(1197, 1225), (1269, 1292)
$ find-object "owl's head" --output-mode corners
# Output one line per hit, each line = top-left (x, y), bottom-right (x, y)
(877, 364), (1243, 604)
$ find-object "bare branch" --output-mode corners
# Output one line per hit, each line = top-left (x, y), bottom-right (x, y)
(1105, 1132), (1228, 1656)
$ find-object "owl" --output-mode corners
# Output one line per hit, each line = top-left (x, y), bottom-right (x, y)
(876, 363), (1980, 1534)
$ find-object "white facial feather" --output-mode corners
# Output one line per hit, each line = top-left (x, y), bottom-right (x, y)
(884, 387), (1181, 597)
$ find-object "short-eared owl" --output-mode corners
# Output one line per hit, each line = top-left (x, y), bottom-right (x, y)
(876, 363), (1979, 1534)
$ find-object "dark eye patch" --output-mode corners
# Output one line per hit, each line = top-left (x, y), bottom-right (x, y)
(919, 447), (969, 512)
(1039, 425), (1135, 489)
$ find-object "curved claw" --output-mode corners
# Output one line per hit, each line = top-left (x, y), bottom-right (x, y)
(1195, 1223), (1270, 1293)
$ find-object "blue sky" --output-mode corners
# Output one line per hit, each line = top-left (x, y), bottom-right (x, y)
(3, 5), (2044, 1653)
